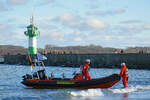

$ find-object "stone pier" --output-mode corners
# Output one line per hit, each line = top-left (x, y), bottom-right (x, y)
(4, 53), (150, 69)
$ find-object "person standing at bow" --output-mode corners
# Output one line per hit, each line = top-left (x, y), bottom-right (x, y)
(120, 63), (129, 88)
(82, 59), (91, 80)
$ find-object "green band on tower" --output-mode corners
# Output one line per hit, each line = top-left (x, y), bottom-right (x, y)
(28, 47), (37, 54)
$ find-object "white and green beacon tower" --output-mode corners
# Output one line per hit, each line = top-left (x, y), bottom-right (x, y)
(24, 16), (40, 57)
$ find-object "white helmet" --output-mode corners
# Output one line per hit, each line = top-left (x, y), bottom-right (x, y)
(85, 59), (90, 63)
(121, 62), (125, 66)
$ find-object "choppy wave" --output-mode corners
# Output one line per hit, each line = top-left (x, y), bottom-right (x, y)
(69, 89), (104, 97)
(108, 85), (150, 93)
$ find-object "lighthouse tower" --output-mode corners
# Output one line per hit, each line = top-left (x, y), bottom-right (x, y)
(24, 15), (39, 57)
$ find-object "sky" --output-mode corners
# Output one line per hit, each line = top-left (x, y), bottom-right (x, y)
(0, 0), (150, 48)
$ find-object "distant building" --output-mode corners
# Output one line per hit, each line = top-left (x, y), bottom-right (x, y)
(114, 49), (118, 54)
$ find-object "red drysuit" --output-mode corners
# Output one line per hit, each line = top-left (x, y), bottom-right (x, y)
(82, 62), (91, 80)
(120, 64), (129, 88)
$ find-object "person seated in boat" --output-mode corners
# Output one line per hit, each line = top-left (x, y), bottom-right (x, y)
(82, 59), (91, 80)
(120, 62), (129, 88)
(72, 71), (83, 80)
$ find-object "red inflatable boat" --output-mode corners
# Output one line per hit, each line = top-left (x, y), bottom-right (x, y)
(22, 69), (120, 89)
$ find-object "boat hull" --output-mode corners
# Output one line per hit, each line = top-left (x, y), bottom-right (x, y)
(22, 74), (120, 89)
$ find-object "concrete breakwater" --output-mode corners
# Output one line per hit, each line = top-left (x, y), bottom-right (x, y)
(4, 54), (150, 69)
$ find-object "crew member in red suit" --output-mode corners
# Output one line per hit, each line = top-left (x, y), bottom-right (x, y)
(82, 59), (91, 80)
(120, 63), (129, 88)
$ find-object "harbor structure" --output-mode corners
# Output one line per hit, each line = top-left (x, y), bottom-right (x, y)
(24, 15), (40, 55)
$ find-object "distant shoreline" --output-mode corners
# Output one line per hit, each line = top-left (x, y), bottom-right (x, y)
(0, 45), (150, 55)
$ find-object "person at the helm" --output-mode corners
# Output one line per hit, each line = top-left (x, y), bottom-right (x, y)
(82, 59), (91, 80)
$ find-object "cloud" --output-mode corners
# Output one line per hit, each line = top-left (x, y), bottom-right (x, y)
(74, 37), (82, 42)
(38, 0), (54, 6)
(40, 29), (65, 41)
(0, 1), (8, 11)
(75, 31), (82, 35)
(53, 13), (82, 29)
(6, 0), (29, 5)
(0, 23), (13, 33)
(85, 0), (113, 9)
(43, 0), (53, 4)
(18, 24), (26, 29)
(0, 22), (27, 46)
(123, 24), (150, 33)
(120, 20), (143, 24)
(87, 9), (126, 16)
(85, 0), (99, 9)
(54, 13), (107, 31)
(117, 36), (124, 41)
(58, 13), (81, 27)
(0, 23), (23, 38)
(105, 36), (111, 41)
(110, 24), (150, 37)
(36, 22), (57, 30)
(117, 36), (150, 48)
(7, 18), (16, 23)
(50, 31), (64, 41)
(86, 19), (107, 29)
(143, 24), (150, 30)
(84, 23), (150, 48)
(50, 13), (150, 48)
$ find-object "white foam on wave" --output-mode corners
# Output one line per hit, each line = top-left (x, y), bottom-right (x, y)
(108, 85), (150, 93)
(69, 89), (104, 97)
(134, 85), (150, 90)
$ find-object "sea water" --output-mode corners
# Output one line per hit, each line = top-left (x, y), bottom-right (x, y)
(0, 64), (150, 100)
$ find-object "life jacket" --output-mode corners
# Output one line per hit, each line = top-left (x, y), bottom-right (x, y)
(123, 68), (128, 76)
(82, 62), (90, 74)
(85, 65), (90, 72)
